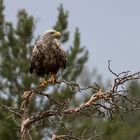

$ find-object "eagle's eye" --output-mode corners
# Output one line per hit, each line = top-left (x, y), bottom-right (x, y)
(50, 31), (55, 35)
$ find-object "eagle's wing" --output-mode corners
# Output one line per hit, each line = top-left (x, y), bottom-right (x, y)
(53, 39), (67, 69)
(30, 40), (43, 74)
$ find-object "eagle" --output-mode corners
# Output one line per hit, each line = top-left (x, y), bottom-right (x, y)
(30, 29), (67, 86)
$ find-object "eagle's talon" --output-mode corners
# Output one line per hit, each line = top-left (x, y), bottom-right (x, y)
(49, 74), (57, 83)
(47, 76), (60, 84)
(39, 80), (48, 87)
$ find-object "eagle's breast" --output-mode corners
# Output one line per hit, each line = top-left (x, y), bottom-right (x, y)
(30, 34), (66, 77)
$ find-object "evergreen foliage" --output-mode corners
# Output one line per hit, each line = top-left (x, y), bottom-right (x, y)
(0, 1), (88, 139)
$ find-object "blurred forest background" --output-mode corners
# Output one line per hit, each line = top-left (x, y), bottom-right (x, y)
(0, 0), (140, 139)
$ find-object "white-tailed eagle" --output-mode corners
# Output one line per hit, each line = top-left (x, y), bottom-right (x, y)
(30, 29), (67, 86)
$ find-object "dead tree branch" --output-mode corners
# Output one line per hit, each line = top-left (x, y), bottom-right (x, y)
(20, 90), (35, 140)
(20, 64), (140, 139)
(1, 61), (140, 139)
(0, 104), (21, 117)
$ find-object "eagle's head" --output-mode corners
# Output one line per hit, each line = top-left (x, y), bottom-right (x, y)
(42, 29), (61, 41)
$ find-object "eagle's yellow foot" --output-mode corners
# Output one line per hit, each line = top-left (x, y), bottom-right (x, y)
(38, 74), (60, 89)
(51, 74), (57, 83)
(39, 80), (48, 87)
(48, 74), (60, 84)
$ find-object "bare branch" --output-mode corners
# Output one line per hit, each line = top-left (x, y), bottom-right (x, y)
(19, 67), (140, 139)
(0, 61), (132, 140)
(0, 104), (21, 117)
(108, 60), (118, 77)
(21, 110), (56, 132)
(52, 134), (80, 140)
(20, 91), (35, 139)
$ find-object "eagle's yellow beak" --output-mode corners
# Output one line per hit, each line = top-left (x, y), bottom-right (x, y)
(53, 31), (61, 39)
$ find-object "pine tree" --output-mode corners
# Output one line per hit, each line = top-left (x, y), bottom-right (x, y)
(0, 1), (89, 139)
(0, 1), (39, 139)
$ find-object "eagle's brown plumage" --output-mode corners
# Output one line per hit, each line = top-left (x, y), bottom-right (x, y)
(30, 29), (66, 84)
